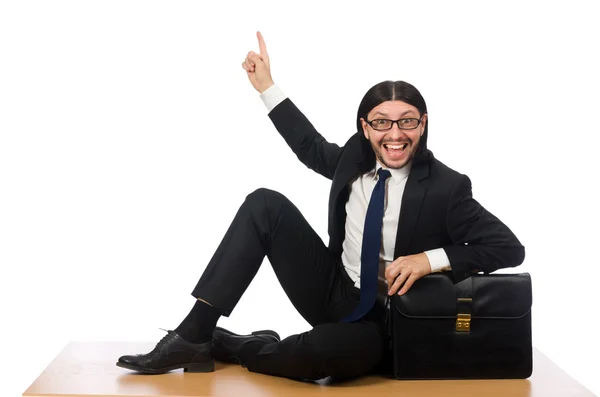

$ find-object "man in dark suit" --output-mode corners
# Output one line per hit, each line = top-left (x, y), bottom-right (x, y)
(116, 31), (525, 380)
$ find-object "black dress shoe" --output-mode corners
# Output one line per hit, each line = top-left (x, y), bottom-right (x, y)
(212, 326), (280, 366)
(116, 330), (214, 374)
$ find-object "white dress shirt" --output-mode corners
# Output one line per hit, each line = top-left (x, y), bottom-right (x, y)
(260, 84), (451, 293)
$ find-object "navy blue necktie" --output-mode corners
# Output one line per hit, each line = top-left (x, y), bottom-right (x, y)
(342, 168), (391, 323)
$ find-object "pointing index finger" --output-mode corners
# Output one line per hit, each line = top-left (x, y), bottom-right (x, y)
(257, 31), (268, 58)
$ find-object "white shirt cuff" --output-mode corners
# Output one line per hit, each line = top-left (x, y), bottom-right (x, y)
(260, 84), (287, 112)
(424, 248), (452, 272)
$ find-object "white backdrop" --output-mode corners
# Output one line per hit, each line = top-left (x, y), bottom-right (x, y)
(1, 1), (599, 396)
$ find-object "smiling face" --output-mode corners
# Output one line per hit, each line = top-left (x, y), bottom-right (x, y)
(360, 100), (427, 169)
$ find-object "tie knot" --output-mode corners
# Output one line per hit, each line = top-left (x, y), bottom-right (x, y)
(377, 168), (391, 182)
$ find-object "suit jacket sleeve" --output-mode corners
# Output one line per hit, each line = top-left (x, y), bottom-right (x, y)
(268, 98), (343, 180)
(443, 174), (526, 283)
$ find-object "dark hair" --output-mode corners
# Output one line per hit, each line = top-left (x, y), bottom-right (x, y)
(356, 80), (432, 166)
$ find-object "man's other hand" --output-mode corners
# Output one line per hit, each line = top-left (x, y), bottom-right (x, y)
(242, 31), (274, 93)
(385, 253), (432, 296)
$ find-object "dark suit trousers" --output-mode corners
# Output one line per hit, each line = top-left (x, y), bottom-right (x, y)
(191, 188), (387, 380)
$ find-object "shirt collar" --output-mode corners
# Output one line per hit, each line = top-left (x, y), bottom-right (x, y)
(371, 160), (412, 184)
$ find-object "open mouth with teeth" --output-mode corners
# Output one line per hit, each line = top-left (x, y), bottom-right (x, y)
(382, 142), (409, 159)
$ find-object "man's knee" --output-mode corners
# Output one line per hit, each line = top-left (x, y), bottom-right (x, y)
(244, 188), (288, 212)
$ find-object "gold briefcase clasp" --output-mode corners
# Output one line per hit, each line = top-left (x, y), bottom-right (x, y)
(456, 313), (471, 332)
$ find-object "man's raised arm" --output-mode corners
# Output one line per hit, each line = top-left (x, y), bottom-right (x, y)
(242, 32), (343, 180)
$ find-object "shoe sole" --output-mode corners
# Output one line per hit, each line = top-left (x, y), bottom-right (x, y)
(215, 326), (280, 340)
(116, 359), (215, 374)
(213, 326), (280, 364)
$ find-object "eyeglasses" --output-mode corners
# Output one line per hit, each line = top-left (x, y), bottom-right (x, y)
(366, 117), (423, 131)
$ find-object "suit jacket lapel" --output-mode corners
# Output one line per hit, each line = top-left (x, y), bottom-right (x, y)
(330, 161), (362, 206)
(393, 162), (430, 259)
(328, 134), (368, 251)
(329, 134), (366, 216)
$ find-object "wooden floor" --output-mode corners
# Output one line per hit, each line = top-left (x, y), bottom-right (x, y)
(23, 342), (596, 397)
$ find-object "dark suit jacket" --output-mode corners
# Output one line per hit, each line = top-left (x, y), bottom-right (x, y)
(268, 98), (525, 284)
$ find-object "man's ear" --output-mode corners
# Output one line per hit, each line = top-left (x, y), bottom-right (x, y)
(360, 118), (369, 139)
(420, 114), (428, 136)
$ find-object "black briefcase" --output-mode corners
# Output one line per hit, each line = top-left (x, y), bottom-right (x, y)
(389, 272), (532, 379)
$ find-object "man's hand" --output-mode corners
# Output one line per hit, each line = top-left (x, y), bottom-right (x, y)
(385, 253), (432, 296)
(242, 31), (274, 93)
